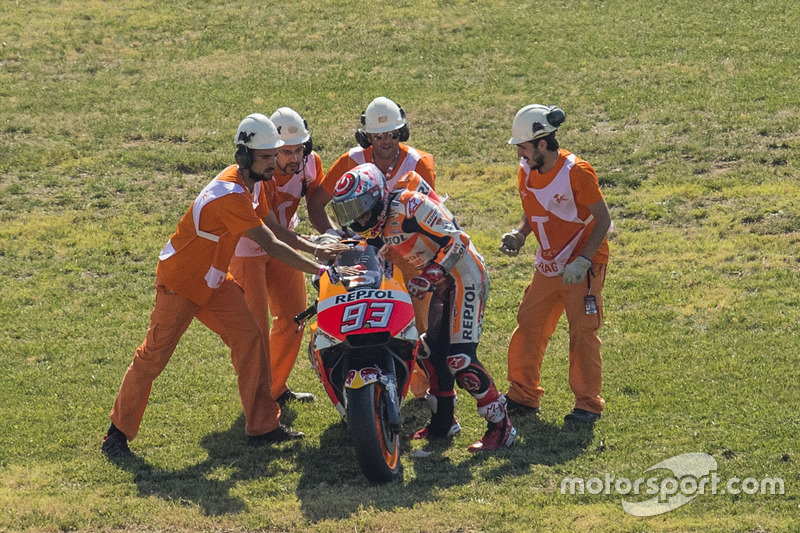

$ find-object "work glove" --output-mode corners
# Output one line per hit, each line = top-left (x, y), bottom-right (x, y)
(311, 231), (342, 245)
(407, 263), (446, 299)
(499, 229), (526, 257)
(562, 255), (592, 285)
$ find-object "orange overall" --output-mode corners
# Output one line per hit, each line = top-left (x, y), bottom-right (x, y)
(506, 150), (609, 414)
(230, 153), (324, 398)
(110, 165), (281, 439)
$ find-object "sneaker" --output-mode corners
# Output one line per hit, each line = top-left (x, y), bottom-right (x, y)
(563, 408), (601, 424)
(248, 424), (305, 445)
(467, 414), (517, 453)
(503, 395), (540, 415)
(276, 388), (315, 407)
(101, 430), (134, 458)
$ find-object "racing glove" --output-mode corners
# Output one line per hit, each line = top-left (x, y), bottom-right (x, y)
(562, 255), (592, 285)
(499, 229), (526, 257)
(407, 263), (446, 300)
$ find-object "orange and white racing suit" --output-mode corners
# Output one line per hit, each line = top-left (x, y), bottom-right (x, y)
(377, 187), (505, 421)
(506, 149), (609, 414)
(230, 152), (324, 399)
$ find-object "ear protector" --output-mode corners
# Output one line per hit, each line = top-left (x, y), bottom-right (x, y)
(235, 144), (253, 169)
(530, 106), (566, 138)
(302, 119), (314, 158)
(355, 128), (371, 149)
(545, 106), (566, 128)
(355, 103), (410, 149)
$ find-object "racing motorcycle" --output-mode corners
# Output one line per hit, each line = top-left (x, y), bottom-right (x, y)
(294, 241), (419, 483)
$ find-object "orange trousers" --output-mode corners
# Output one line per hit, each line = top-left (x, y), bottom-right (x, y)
(229, 254), (308, 399)
(506, 264), (606, 414)
(110, 279), (280, 439)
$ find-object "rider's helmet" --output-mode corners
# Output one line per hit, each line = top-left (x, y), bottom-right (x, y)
(508, 104), (565, 145)
(331, 163), (390, 239)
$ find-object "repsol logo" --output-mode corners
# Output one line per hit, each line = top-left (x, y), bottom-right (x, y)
(384, 234), (406, 246)
(334, 290), (396, 304)
(462, 284), (477, 340)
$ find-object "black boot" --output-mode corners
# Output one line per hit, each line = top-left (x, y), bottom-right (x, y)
(101, 423), (134, 458)
(411, 393), (461, 440)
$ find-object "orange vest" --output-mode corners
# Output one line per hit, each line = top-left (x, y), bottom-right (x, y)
(156, 165), (267, 304)
(518, 149), (609, 276)
(322, 143), (436, 195)
(233, 154), (322, 258)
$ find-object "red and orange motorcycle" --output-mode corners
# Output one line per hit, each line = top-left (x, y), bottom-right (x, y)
(295, 241), (419, 483)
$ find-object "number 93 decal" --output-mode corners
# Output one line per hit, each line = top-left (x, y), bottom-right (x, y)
(341, 301), (394, 334)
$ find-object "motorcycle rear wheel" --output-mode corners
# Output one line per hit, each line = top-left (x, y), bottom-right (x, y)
(346, 382), (402, 483)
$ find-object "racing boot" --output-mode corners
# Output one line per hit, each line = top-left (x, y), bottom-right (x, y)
(409, 392), (461, 440)
(468, 398), (516, 452)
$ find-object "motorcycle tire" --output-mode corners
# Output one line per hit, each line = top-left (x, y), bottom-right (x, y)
(346, 382), (402, 483)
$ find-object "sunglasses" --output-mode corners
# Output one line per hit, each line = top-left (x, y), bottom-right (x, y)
(369, 130), (400, 141)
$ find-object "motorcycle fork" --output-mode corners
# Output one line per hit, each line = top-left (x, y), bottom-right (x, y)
(347, 350), (402, 433)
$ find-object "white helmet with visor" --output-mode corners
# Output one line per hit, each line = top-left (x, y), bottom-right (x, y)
(331, 163), (390, 239)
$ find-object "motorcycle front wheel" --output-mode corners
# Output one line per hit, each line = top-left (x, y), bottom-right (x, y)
(346, 382), (402, 483)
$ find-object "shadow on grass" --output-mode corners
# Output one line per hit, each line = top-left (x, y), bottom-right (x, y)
(104, 406), (593, 520)
(294, 420), (475, 521)
(499, 412), (596, 469)
(293, 399), (535, 522)
(106, 414), (303, 516)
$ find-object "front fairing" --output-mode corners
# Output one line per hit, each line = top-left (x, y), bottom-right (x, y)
(314, 243), (417, 348)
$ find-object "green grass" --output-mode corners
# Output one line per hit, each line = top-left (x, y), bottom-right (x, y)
(2, 0), (799, 531)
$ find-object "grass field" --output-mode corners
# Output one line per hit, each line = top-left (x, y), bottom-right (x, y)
(1, 0), (799, 531)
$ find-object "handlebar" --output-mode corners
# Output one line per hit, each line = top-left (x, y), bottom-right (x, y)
(293, 302), (318, 330)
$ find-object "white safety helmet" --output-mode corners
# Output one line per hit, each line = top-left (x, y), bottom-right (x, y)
(508, 104), (566, 145)
(362, 96), (407, 134)
(235, 113), (284, 150)
(270, 107), (311, 146)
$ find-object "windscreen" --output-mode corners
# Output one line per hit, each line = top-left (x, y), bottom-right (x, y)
(334, 245), (384, 291)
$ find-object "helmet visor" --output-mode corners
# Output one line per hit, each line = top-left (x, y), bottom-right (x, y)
(332, 194), (375, 228)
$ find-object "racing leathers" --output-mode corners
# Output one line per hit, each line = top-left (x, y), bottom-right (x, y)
(377, 186), (507, 430)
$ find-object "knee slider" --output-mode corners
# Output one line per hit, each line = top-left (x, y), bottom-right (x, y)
(454, 367), (491, 395)
(447, 354), (491, 396)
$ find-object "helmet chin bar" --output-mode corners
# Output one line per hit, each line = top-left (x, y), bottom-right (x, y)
(350, 202), (387, 239)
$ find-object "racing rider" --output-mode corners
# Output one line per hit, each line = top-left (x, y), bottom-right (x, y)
(330, 163), (516, 452)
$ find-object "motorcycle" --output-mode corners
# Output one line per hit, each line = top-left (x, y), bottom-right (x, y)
(294, 241), (419, 483)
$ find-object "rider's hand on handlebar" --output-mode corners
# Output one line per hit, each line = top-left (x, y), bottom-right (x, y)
(407, 263), (446, 300)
